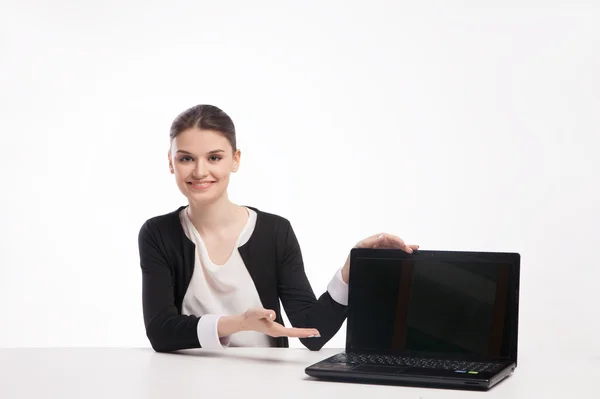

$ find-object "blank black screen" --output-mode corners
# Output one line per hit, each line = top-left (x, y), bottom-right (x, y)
(347, 257), (512, 360)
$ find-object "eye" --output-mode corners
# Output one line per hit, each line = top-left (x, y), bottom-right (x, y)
(208, 155), (222, 162)
(178, 156), (193, 162)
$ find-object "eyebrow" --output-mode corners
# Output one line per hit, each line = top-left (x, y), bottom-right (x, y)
(176, 149), (225, 155)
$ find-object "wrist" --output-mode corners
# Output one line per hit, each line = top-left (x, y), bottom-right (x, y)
(342, 254), (350, 284)
(217, 314), (244, 337)
(341, 267), (349, 284)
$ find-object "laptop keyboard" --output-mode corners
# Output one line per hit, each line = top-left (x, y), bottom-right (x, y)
(331, 353), (503, 374)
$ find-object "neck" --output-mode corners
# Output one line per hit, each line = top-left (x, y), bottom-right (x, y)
(187, 195), (241, 234)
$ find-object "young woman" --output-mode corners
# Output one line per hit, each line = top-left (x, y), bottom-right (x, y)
(138, 104), (418, 353)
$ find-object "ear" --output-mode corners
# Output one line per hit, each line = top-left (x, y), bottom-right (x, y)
(232, 149), (241, 173)
(167, 150), (174, 174)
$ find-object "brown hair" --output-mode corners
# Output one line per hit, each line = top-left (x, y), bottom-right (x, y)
(169, 104), (237, 151)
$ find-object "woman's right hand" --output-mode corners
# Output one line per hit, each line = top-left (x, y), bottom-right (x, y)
(218, 308), (320, 338)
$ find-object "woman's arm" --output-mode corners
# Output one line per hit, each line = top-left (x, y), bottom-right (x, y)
(139, 220), (203, 352)
(276, 221), (348, 351)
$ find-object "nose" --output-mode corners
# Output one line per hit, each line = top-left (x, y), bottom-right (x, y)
(193, 158), (209, 178)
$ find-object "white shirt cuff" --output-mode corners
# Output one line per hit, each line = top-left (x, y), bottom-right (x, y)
(327, 268), (349, 306)
(197, 314), (231, 349)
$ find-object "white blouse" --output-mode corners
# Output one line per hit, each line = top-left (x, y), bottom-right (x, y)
(179, 206), (349, 349)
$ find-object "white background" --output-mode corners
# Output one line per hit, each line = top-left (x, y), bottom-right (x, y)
(1, 1), (598, 355)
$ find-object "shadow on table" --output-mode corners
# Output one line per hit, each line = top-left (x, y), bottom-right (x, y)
(149, 348), (328, 365)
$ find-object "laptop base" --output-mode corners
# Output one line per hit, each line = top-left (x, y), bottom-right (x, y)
(305, 353), (516, 391)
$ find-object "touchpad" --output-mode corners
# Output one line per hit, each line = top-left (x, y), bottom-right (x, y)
(353, 365), (405, 374)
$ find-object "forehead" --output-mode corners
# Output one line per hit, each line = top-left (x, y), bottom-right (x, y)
(171, 128), (231, 153)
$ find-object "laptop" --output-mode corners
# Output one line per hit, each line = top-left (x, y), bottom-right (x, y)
(305, 248), (520, 391)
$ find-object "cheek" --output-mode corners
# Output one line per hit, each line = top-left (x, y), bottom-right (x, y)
(214, 164), (233, 180)
(174, 163), (192, 178)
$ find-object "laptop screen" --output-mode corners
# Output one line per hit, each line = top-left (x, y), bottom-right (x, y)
(347, 251), (518, 361)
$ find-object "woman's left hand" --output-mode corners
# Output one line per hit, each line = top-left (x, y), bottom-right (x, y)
(341, 233), (419, 284)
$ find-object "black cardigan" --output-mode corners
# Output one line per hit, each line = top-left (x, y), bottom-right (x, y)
(138, 205), (347, 352)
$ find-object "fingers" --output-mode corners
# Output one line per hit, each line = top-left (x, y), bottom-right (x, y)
(355, 233), (386, 249)
(383, 234), (412, 253)
(271, 324), (321, 339)
(287, 327), (321, 339)
(262, 309), (276, 322)
(250, 310), (321, 339)
(382, 234), (406, 248)
(247, 308), (276, 322)
(356, 233), (419, 253)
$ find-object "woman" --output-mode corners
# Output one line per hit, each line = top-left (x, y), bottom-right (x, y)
(138, 104), (418, 353)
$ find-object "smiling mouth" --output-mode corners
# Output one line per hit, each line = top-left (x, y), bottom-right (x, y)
(188, 181), (215, 189)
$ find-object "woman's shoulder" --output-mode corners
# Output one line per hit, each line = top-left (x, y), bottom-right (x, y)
(244, 206), (298, 249)
(245, 205), (292, 229)
(139, 206), (186, 236)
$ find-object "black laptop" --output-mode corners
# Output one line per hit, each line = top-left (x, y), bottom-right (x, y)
(305, 248), (520, 391)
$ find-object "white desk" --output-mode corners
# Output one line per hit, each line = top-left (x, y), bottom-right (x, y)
(0, 347), (598, 398)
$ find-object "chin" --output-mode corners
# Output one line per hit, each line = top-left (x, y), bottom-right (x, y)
(187, 191), (224, 205)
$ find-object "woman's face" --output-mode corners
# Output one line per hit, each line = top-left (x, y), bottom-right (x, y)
(168, 128), (240, 205)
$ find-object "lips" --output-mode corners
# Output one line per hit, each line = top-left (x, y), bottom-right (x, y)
(188, 181), (216, 189)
